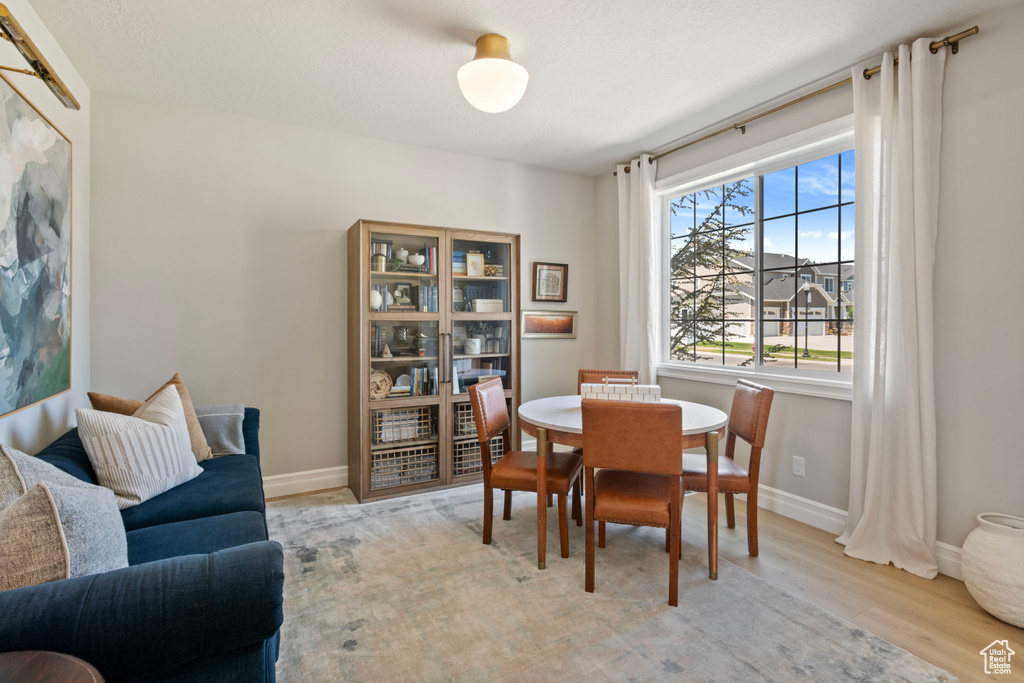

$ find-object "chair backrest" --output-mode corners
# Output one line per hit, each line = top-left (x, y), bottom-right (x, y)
(577, 369), (640, 394)
(468, 378), (509, 443)
(728, 380), (774, 448)
(726, 380), (774, 479)
(581, 400), (682, 475)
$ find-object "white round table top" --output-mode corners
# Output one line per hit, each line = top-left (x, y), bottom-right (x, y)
(518, 395), (728, 436)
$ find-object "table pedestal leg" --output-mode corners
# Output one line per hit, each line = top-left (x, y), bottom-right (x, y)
(536, 427), (548, 570)
(706, 430), (719, 580)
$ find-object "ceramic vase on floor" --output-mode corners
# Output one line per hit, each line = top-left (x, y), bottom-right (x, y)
(961, 513), (1024, 627)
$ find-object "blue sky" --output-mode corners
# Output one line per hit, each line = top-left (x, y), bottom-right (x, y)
(671, 150), (855, 265)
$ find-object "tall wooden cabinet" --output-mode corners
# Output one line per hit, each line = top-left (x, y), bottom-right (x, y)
(347, 219), (521, 503)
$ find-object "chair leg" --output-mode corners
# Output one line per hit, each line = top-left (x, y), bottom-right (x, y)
(503, 489), (512, 521)
(547, 492), (553, 508)
(665, 527), (670, 552)
(483, 484), (493, 545)
(726, 492), (736, 529)
(669, 518), (680, 607)
(558, 494), (569, 558)
(669, 477), (681, 607)
(585, 485), (595, 594)
(598, 520), (606, 548)
(572, 478), (582, 526)
(747, 489), (759, 557)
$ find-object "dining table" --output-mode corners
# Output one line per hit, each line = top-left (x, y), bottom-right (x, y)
(518, 395), (728, 578)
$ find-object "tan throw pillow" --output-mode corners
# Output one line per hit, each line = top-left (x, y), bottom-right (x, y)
(0, 481), (70, 591)
(88, 373), (212, 461)
(0, 445), (27, 510)
(3, 445), (129, 577)
(86, 392), (143, 416)
(77, 385), (204, 509)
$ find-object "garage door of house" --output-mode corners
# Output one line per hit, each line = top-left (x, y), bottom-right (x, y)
(763, 309), (780, 336)
(796, 310), (825, 336)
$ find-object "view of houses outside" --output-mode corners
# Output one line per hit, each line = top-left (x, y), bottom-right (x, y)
(669, 151), (855, 373)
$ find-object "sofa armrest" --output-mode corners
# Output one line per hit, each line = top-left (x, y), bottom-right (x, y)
(242, 407), (261, 461)
(0, 541), (284, 681)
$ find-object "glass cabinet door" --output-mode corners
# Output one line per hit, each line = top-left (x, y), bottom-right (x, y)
(452, 239), (511, 313)
(368, 320), (440, 400)
(449, 320), (512, 395)
(369, 231), (440, 313)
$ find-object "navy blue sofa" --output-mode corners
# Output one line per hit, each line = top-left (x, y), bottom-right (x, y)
(0, 408), (284, 682)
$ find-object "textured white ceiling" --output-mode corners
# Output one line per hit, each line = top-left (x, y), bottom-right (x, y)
(29, 0), (1015, 175)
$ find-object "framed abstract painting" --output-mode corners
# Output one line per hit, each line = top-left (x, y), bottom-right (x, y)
(0, 75), (72, 418)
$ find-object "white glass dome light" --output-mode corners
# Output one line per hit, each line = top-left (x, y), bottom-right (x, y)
(457, 34), (529, 113)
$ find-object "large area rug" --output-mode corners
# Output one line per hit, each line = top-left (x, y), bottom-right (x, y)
(267, 486), (955, 682)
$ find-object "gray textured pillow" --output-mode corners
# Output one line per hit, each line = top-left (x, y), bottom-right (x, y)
(2, 445), (128, 578)
(195, 404), (246, 456)
(0, 482), (70, 590)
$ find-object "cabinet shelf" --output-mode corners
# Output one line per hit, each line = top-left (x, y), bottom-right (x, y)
(369, 312), (439, 321)
(452, 275), (510, 281)
(371, 271), (438, 280)
(453, 353), (510, 359)
(371, 436), (439, 451)
(371, 356), (438, 363)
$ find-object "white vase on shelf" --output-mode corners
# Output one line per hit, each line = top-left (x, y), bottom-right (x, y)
(961, 513), (1024, 627)
(369, 289), (383, 311)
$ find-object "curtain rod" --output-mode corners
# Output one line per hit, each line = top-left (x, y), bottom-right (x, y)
(615, 25), (979, 175)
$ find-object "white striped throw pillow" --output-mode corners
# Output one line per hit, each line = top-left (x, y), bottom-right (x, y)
(77, 385), (203, 509)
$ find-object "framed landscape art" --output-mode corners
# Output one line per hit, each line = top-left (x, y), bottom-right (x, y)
(521, 310), (577, 339)
(0, 75), (72, 418)
(531, 261), (568, 302)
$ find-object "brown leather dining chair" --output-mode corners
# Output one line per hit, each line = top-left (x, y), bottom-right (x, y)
(577, 369), (640, 393)
(682, 380), (774, 556)
(576, 369), (641, 541)
(468, 378), (583, 559)
(581, 399), (684, 606)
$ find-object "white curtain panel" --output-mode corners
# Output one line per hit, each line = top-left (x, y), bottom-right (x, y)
(837, 39), (946, 579)
(616, 154), (659, 384)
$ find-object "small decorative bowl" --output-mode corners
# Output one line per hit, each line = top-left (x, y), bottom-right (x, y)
(408, 254), (426, 266)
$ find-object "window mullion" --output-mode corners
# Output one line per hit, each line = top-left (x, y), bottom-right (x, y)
(755, 174), (764, 369)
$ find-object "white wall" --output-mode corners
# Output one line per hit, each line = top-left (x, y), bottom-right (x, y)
(90, 94), (600, 477)
(0, 0), (90, 453)
(596, 2), (1024, 548)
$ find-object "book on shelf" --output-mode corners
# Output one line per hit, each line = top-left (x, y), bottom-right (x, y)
(388, 304), (417, 311)
(452, 250), (467, 275)
(396, 264), (428, 273)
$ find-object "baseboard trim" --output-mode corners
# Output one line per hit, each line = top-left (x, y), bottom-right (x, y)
(745, 484), (848, 536)
(263, 466), (348, 499)
(741, 485), (962, 580)
(934, 541), (963, 581)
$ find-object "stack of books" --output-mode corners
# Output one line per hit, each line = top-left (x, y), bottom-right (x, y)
(452, 251), (467, 275)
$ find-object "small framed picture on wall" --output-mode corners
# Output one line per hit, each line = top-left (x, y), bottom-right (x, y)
(531, 262), (568, 302)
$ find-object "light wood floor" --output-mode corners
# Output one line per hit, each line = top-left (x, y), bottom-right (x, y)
(681, 493), (1023, 682)
(271, 487), (1022, 681)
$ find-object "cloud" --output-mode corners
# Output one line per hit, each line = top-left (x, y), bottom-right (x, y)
(826, 230), (854, 240)
(800, 230), (825, 238)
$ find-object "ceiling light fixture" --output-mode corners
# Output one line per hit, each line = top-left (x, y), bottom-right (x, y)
(457, 33), (528, 114)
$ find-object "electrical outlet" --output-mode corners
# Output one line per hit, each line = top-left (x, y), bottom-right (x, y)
(792, 456), (806, 477)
